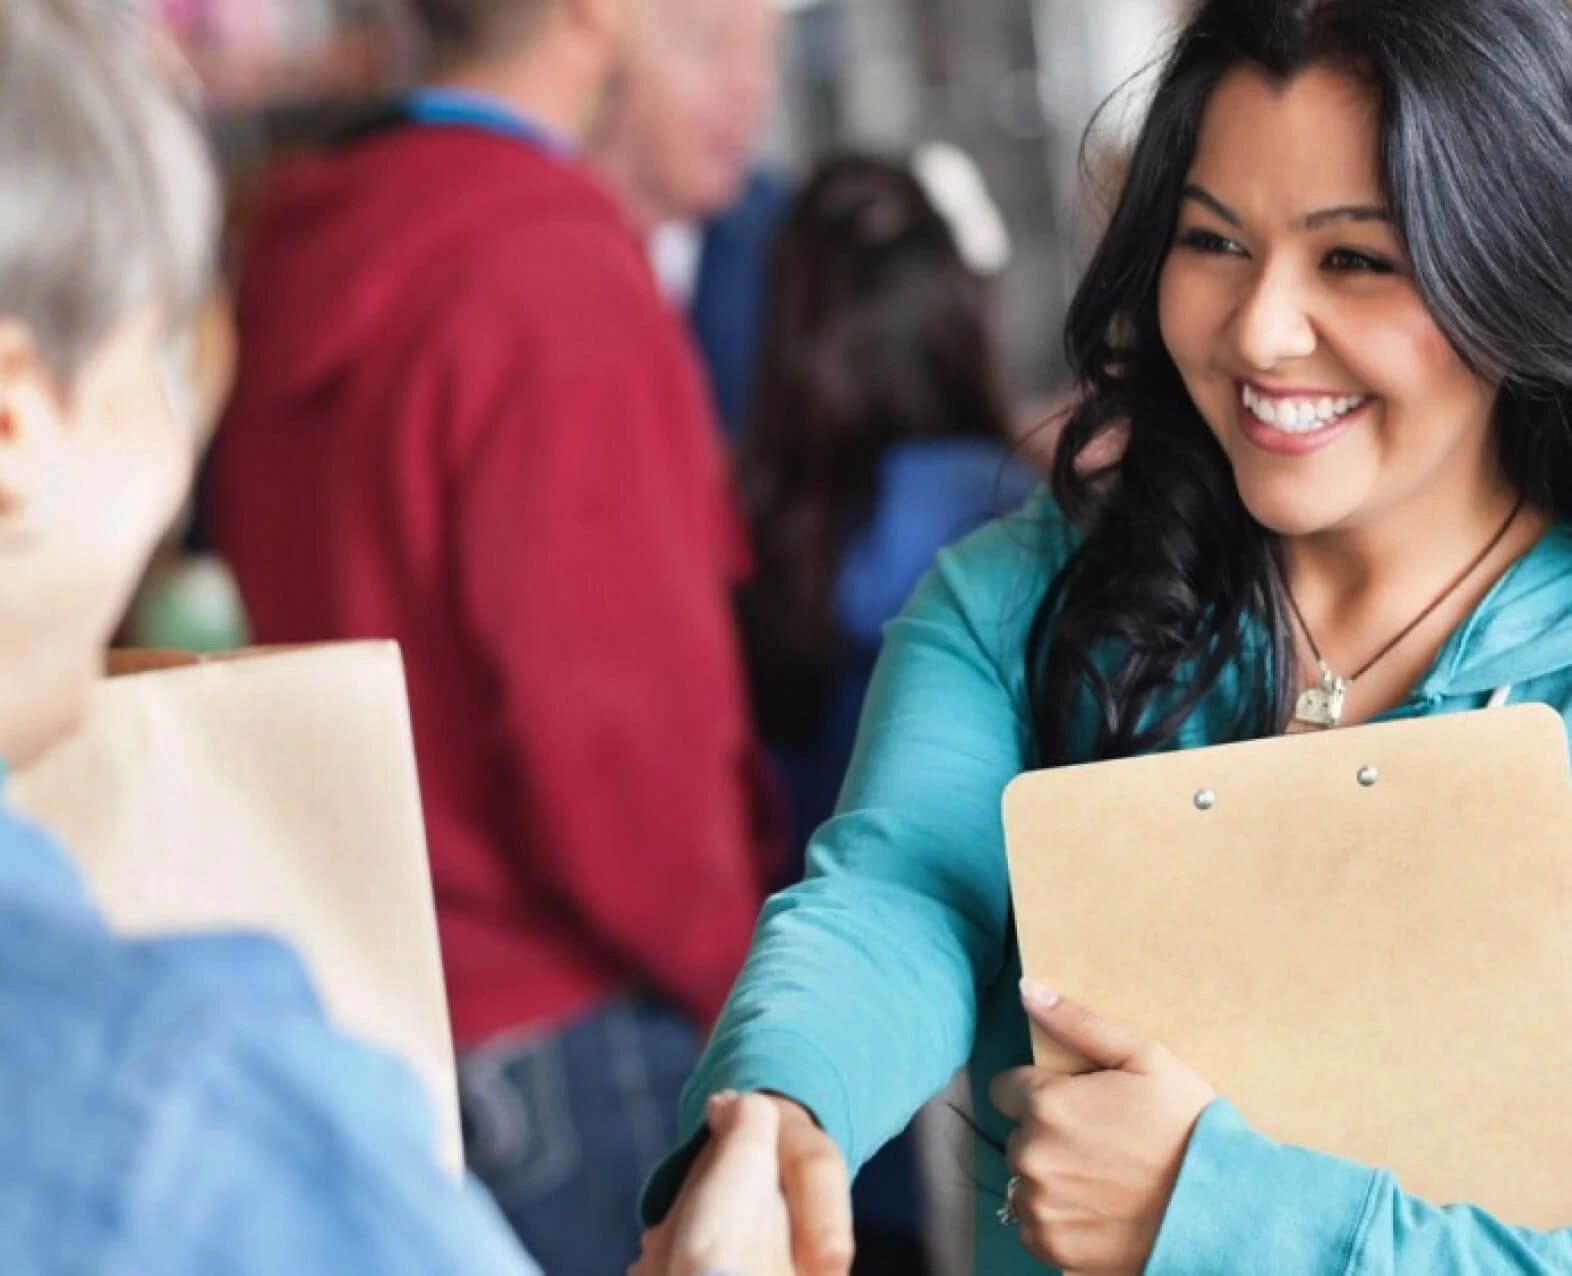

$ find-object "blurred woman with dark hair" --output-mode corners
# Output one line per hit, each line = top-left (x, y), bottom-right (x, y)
(738, 150), (1036, 883)
(735, 149), (1034, 1275)
(738, 151), (1043, 1276)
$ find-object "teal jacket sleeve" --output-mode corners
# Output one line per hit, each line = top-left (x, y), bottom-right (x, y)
(1149, 1100), (1572, 1275)
(642, 507), (1056, 1223)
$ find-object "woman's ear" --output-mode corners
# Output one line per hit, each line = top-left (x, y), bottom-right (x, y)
(0, 319), (63, 530)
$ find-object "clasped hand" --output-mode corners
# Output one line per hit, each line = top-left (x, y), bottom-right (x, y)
(633, 981), (1216, 1276)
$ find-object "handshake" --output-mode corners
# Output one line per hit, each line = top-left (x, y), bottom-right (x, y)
(631, 988), (1215, 1276)
(630, 1094), (855, 1276)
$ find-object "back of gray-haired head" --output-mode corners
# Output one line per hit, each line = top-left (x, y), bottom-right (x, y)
(0, 0), (218, 376)
(409, 0), (551, 65)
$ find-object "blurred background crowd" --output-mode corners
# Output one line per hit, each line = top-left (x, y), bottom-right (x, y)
(113, 3), (1185, 1273)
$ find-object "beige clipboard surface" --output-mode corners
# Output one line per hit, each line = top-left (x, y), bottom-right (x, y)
(1003, 704), (1572, 1227)
(8, 644), (463, 1173)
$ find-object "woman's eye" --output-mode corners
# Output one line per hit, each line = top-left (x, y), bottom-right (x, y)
(1175, 228), (1246, 256)
(1323, 248), (1397, 275)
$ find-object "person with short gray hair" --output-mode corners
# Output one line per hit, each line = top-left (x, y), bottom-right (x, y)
(0, 0), (215, 376)
(0, 3), (547, 1270)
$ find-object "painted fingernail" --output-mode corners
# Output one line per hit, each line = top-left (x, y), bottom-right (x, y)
(1020, 978), (1061, 1008)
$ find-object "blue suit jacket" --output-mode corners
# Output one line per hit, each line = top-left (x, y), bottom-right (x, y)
(689, 170), (792, 440)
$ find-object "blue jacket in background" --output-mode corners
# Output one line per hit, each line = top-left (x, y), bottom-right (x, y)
(774, 436), (1040, 873)
(0, 802), (540, 1276)
(650, 491), (1572, 1275)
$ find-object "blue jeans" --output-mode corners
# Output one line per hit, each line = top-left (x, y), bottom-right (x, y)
(459, 997), (700, 1275)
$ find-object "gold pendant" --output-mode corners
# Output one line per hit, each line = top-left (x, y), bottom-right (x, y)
(1295, 661), (1349, 729)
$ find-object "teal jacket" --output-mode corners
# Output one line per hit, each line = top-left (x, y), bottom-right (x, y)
(644, 492), (1572, 1274)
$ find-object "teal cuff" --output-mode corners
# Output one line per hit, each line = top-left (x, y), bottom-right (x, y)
(1147, 1098), (1386, 1276)
(638, 1027), (855, 1227)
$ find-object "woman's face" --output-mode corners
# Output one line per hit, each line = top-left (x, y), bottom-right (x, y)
(1158, 63), (1500, 538)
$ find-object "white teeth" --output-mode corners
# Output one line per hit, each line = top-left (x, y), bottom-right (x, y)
(1241, 385), (1366, 434)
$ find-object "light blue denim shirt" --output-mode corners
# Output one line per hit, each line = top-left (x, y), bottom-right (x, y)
(0, 798), (541, 1275)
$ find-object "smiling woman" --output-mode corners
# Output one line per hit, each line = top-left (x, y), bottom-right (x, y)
(1141, 63), (1533, 730)
(636, 3), (1572, 1275)
(1033, 0), (1572, 762)
(1158, 67), (1502, 541)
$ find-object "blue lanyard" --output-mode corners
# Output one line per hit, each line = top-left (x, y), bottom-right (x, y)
(401, 88), (571, 157)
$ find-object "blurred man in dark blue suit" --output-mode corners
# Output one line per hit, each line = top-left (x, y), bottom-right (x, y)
(685, 169), (791, 437)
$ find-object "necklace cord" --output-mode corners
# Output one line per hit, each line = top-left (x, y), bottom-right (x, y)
(1283, 495), (1527, 685)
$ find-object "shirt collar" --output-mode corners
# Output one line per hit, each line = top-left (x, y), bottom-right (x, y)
(403, 87), (575, 158)
(0, 758), (91, 912)
(0, 800), (91, 914)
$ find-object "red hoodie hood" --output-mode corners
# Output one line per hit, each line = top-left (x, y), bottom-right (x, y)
(231, 128), (633, 411)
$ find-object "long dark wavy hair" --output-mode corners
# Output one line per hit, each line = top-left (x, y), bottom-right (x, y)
(1032, 0), (1572, 767)
(739, 152), (1013, 746)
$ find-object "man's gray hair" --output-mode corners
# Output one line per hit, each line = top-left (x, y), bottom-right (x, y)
(409, 0), (550, 65)
(0, 0), (218, 375)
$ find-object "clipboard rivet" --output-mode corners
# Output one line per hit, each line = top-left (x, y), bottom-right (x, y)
(1193, 789), (1216, 811)
(1357, 767), (1379, 788)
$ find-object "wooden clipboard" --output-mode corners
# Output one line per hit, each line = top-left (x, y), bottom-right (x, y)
(1003, 704), (1572, 1227)
(8, 644), (463, 1173)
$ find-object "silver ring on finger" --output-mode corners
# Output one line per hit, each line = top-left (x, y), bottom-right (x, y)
(997, 1174), (1024, 1227)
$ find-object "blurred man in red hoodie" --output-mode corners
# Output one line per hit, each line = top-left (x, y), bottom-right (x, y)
(209, 1), (774, 1270)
